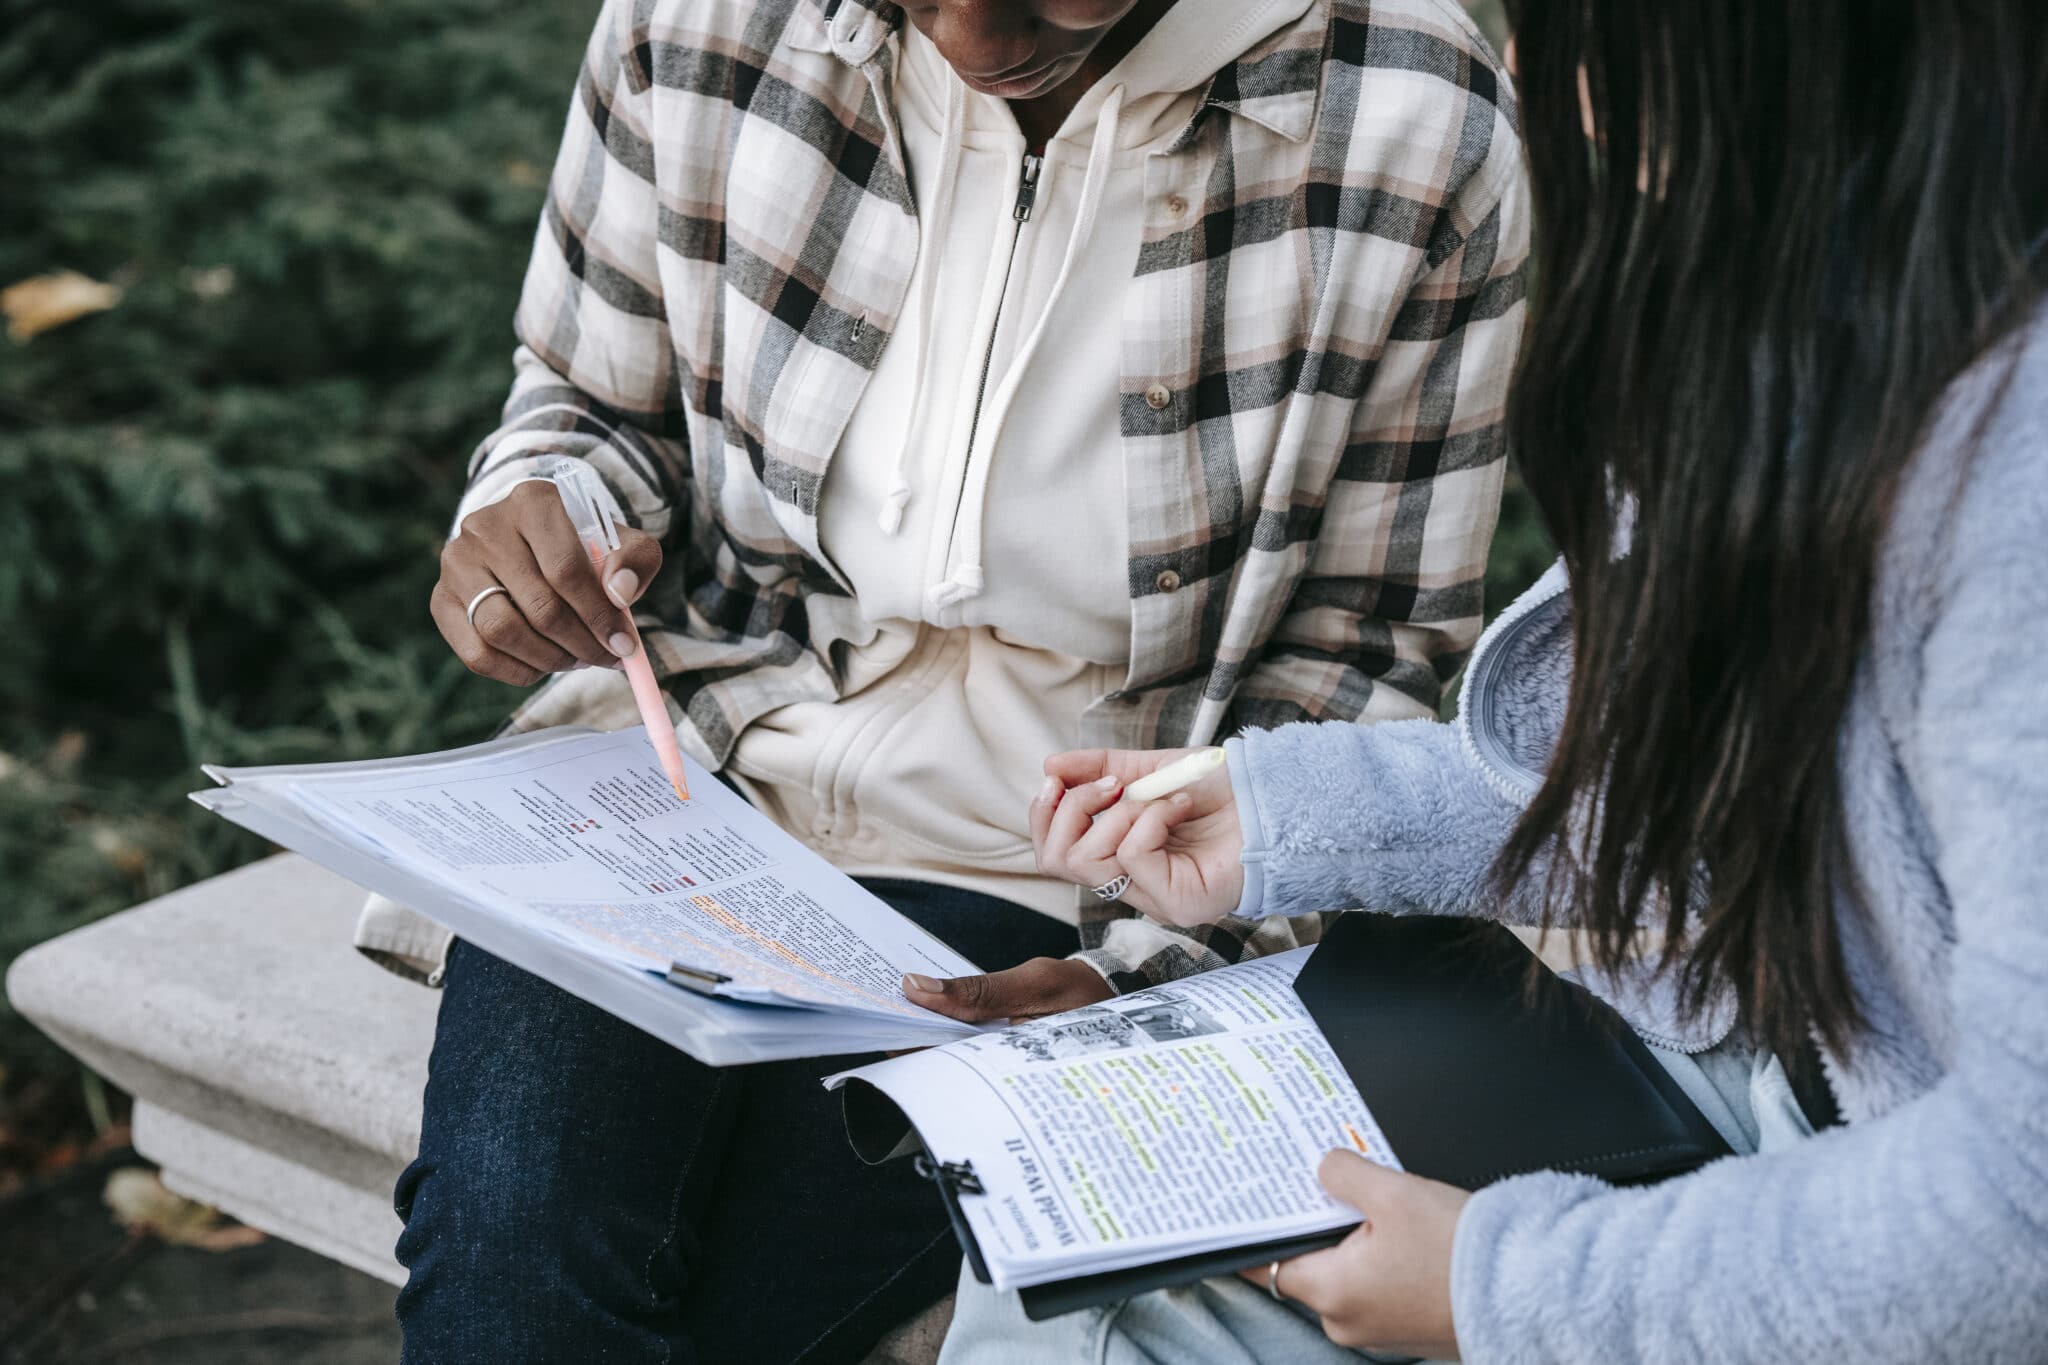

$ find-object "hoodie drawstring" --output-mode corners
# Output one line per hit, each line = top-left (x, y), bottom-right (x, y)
(877, 76), (966, 536)
(923, 82), (1127, 615)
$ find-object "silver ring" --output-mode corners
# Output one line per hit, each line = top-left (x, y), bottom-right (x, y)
(464, 584), (510, 628)
(1268, 1259), (1284, 1302)
(1091, 874), (1131, 903)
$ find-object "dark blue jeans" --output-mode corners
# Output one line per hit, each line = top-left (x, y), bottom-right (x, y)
(392, 879), (1076, 1365)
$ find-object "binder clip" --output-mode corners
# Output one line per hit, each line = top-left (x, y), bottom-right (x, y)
(913, 1156), (984, 1195)
(666, 962), (732, 996)
(914, 1156), (990, 1284)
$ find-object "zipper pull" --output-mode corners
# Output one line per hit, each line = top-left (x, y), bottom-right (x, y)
(1012, 153), (1043, 222)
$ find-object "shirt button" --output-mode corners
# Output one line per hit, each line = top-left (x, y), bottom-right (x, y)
(1144, 384), (1171, 411)
(1155, 569), (1183, 593)
(1166, 193), (1189, 216)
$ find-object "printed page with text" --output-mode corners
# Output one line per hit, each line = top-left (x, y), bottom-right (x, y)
(827, 948), (1401, 1290)
(237, 728), (981, 1036)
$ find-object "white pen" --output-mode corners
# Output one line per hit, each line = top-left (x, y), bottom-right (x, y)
(1122, 747), (1227, 802)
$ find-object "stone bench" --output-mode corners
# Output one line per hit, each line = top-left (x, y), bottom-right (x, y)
(6, 853), (950, 1363)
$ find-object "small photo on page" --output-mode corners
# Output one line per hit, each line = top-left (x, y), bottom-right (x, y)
(993, 989), (1229, 1063)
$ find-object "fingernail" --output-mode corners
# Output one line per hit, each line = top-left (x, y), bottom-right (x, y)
(570, 661), (590, 671)
(903, 973), (943, 994)
(1172, 792), (1192, 807)
(1096, 775), (1120, 791)
(606, 569), (640, 607)
(608, 631), (637, 658)
(1038, 776), (1061, 804)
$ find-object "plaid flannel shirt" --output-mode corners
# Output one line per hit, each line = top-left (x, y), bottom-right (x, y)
(440, 0), (1528, 990)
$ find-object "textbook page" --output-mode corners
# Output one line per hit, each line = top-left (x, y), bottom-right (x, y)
(262, 728), (979, 1034)
(825, 948), (1402, 1290)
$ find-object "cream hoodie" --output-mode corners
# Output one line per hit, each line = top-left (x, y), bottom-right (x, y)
(725, 0), (1312, 922)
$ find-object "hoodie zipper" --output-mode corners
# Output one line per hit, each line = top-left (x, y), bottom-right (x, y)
(943, 152), (1041, 581)
(970, 153), (1040, 426)
(1011, 152), (1042, 222)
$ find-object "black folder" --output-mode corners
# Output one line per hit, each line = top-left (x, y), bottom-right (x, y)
(848, 912), (1732, 1321)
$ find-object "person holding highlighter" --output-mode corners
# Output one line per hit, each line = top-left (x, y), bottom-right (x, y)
(537, 458), (689, 802)
(428, 474), (661, 684)
(383, 0), (1528, 1360)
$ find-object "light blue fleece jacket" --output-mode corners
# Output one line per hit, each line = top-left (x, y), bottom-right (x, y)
(1222, 305), (2048, 1364)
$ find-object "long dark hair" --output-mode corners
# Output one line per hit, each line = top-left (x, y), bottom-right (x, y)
(1497, 0), (2048, 1056)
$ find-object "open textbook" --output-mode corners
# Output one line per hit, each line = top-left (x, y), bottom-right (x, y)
(190, 727), (987, 1065)
(825, 913), (1737, 1319)
(826, 948), (1398, 1310)
(194, 729), (1732, 1313)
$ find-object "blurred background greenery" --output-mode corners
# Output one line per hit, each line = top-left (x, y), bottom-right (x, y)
(0, 0), (1540, 1152)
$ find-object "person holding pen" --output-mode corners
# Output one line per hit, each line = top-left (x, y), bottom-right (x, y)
(989, 1), (2048, 1360)
(375, 0), (1529, 1360)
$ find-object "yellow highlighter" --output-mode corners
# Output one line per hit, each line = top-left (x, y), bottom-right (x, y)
(1123, 746), (1226, 802)
(544, 458), (691, 803)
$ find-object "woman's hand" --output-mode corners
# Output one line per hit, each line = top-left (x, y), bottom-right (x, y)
(1241, 1151), (1467, 1358)
(1030, 748), (1245, 927)
(430, 480), (664, 686)
(903, 958), (1114, 1022)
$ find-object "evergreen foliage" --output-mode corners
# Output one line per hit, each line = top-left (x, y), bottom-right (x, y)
(0, 0), (591, 1069)
(0, 0), (1546, 1078)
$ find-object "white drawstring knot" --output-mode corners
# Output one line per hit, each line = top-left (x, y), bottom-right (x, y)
(924, 566), (985, 614)
(877, 479), (913, 535)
